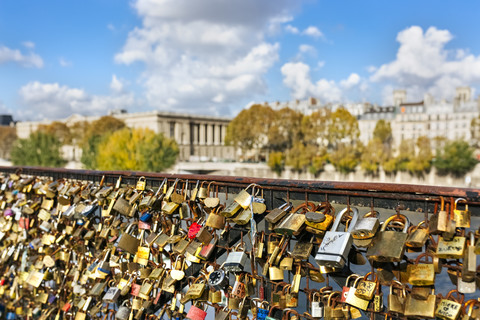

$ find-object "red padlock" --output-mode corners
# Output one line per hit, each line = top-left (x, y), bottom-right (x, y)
(186, 303), (207, 320)
(188, 221), (202, 239)
(341, 274), (360, 303)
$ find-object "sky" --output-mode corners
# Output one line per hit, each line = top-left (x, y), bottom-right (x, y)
(2, 0), (480, 121)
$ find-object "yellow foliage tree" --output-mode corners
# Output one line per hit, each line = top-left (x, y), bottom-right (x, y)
(96, 128), (178, 172)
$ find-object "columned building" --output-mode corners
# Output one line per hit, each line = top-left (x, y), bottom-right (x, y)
(15, 111), (234, 162)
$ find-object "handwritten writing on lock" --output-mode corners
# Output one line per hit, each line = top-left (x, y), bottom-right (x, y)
(319, 234), (345, 251)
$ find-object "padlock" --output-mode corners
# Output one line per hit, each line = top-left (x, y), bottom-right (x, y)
(256, 301), (269, 320)
(115, 301), (131, 320)
(435, 290), (464, 320)
(453, 198), (470, 228)
(436, 235), (466, 259)
(224, 243), (249, 273)
(266, 202), (293, 226)
(351, 210), (379, 240)
(404, 287), (436, 319)
(388, 281), (406, 316)
(462, 232), (477, 282)
(103, 280), (121, 302)
(315, 207), (359, 268)
(366, 213), (410, 262)
(429, 196), (448, 234)
(406, 220), (429, 248)
(268, 265), (284, 281)
(116, 222), (140, 255)
(186, 303), (207, 320)
(463, 299), (480, 320)
(291, 237), (314, 261)
(341, 274), (360, 303)
(345, 277), (369, 311)
(354, 271), (378, 300)
(311, 292), (324, 318)
(407, 252), (435, 286)
(205, 207), (225, 229)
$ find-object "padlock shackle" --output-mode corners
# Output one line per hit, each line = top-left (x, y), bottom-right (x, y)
(331, 207), (358, 232)
(380, 214), (409, 233)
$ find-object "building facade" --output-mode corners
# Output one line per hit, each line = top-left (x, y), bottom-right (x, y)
(15, 111), (234, 162)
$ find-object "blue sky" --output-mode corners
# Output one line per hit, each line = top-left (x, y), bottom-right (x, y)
(1, 0), (480, 120)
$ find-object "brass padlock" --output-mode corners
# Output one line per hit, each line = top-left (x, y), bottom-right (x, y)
(435, 290), (464, 320)
(407, 252), (435, 286)
(453, 198), (470, 228)
(429, 196), (448, 234)
(406, 220), (429, 248)
(388, 280), (406, 316)
(366, 213), (409, 262)
(404, 287), (436, 319)
(136, 176), (146, 191)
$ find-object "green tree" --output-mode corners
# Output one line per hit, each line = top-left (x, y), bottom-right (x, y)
(96, 128), (178, 172)
(285, 142), (315, 172)
(328, 143), (361, 174)
(0, 126), (17, 159)
(80, 116), (126, 169)
(225, 104), (275, 160)
(10, 132), (67, 167)
(434, 140), (478, 176)
(395, 139), (415, 171)
(267, 151), (284, 175)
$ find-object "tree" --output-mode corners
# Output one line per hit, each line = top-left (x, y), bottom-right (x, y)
(267, 151), (284, 176)
(225, 104), (275, 160)
(38, 121), (72, 145)
(360, 138), (387, 175)
(96, 128), (178, 172)
(285, 142), (316, 172)
(470, 117), (480, 147)
(406, 136), (433, 176)
(326, 107), (360, 150)
(267, 107), (303, 152)
(0, 126), (17, 159)
(301, 109), (332, 147)
(328, 143), (361, 174)
(80, 116), (126, 169)
(434, 140), (478, 176)
(10, 132), (67, 167)
(373, 119), (393, 145)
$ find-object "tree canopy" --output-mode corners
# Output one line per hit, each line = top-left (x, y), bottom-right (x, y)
(0, 126), (17, 159)
(80, 116), (126, 169)
(434, 140), (477, 176)
(10, 132), (67, 167)
(96, 127), (178, 172)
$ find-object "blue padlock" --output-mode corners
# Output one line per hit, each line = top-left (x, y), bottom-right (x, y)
(140, 212), (152, 222)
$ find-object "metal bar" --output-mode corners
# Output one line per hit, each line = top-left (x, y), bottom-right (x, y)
(3, 166), (480, 216)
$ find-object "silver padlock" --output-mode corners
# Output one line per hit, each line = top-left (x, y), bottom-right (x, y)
(224, 243), (249, 273)
(208, 269), (229, 291)
(457, 277), (476, 294)
(103, 283), (121, 302)
(115, 301), (131, 320)
(311, 292), (324, 318)
(315, 207), (358, 269)
(351, 211), (379, 239)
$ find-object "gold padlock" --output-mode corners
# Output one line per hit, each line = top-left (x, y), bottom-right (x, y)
(407, 252), (435, 286)
(453, 198), (470, 228)
(136, 176), (146, 191)
(435, 290), (464, 320)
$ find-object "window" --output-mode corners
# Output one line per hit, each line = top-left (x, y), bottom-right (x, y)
(169, 122), (175, 138)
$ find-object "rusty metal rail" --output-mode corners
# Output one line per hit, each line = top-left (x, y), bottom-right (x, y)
(2, 166), (480, 217)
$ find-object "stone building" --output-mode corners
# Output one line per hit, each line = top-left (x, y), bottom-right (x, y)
(15, 110), (234, 163)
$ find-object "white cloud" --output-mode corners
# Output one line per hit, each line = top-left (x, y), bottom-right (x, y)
(0, 44), (43, 68)
(285, 24), (299, 34)
(18, 81), (136, 120)
(340, 73), (360, 89)
(302, 26), (324, 39)
(22, 41), (35, 49)
(110, 75), (125, 93)
(317, 61), (325, 68)
(116, 0), (297, 115)
(370, 26), (480, 102)
(299, 44), (316, 55)
(107, 23), (115, 31)
(59, 57), (72, 67)
(281, 63), (364, 102)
